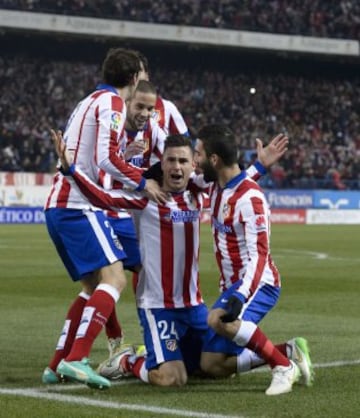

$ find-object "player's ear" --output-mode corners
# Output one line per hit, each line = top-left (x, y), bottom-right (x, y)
(210, 154), (218, 167)
(132, 72), (139, 87)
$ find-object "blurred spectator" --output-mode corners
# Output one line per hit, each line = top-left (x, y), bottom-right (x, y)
(0, 52), (359, 189)
(0, 0), (360, 40)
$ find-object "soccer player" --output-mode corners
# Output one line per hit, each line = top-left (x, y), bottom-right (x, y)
(100, 79), (168, 355)
(53, 132), (208, 386)
(195, 124), (314, 395)
(136, 52), (189, 137)
(50, 129), (309, 393)
(42, 48), (167, 389)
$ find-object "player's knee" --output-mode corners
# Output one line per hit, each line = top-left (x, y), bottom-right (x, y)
(200, 355), (229, 378)
(98, 261), (127, 292)
(152, 369), (187, 387)
(155, 362), (188, 387)
(200, 358), (219, 377)
(164, 372), (187, 387)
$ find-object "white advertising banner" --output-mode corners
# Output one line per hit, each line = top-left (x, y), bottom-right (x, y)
(0, 10), (358, 56)
(0, 186), (49, 207)
(306, 209), (360, 224)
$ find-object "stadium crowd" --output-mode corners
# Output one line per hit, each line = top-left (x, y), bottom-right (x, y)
(1, 54), (359, 189)
(1, 0), (360, 40)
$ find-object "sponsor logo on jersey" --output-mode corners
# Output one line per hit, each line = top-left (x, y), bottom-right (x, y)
(212, 217), (233, 233)
(166, 339), (178, 352)
(222, 203), (230, 219)
(167, 210), (199, 223)
(110, 111), (122, 131)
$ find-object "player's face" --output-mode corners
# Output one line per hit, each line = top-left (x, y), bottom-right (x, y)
(194, 139), (218, 182)
(161, 146), (195, 193)
(126, 91), (156, 131)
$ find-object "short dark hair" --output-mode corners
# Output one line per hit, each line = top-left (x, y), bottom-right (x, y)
(134, 80), (157, 96)
(136, 51), (150, 74)
(101, 48), (141, 87)
(197, 124), (238, 165)
(164, 134), (193, 153)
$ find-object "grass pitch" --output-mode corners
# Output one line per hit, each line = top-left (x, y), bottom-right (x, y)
(0, 224), (359, 418)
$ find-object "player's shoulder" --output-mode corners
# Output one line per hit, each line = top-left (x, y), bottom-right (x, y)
(232, 176), (265, 201)
(157, 95), (178, 110)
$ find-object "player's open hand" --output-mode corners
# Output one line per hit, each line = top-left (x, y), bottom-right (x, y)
(144, 179), (168, 205)
(50, 129), (73, 172)
(256, 133), (288, 168)
(124, 140), (146, 160)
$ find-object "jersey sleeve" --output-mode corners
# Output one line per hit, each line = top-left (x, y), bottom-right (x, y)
(68, 164), (148, 211)
(246, 161), (267, 182)
(150, 120), (166, 166)
(165, 99), (189, 136)
(234, 195), (270, 302)
(95, 94), (146, 191)
(188, 172), (211, 193)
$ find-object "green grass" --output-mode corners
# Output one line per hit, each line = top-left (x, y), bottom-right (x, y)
(0, 224), (359, 417)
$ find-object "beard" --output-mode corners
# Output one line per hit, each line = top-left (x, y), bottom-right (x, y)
(201, 160), (218, 183)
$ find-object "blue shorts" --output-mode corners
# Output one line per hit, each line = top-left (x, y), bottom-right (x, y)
(45, 208), (127, 281)
(106, 216), (141, 271)
(138, 304), (208, 373)
(203, 282), (280, 355)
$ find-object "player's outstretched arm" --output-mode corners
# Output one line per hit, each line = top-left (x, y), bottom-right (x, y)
(256, 133), (288, 169)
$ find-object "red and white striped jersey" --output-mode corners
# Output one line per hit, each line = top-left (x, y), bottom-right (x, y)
(121, 118), (166, 168)
(152, 96), (188, 136)
(208, 171), (280, 298)
(45, 86), (144, 210)
(70, 166), (205, 309)
(102, 118), (167, 219)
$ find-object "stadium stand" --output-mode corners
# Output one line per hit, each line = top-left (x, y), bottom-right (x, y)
(0, 3), (359, 189)
(0, 0), (359, 39)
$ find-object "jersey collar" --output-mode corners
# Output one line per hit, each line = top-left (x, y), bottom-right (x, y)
(224, 171), (247, 189)
(96, 83), (119, 95)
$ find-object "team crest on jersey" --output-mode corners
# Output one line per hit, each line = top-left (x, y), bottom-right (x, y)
(110, 111), (122, 131)
(165, 339), (178, 352)
(222, 202), (231, 219)
(151, 109), (160, 123)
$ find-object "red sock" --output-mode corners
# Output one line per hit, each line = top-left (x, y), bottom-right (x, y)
(105, 307), (123, 339)
(49, 293), (88, 371)
(131, 357), (144, 376)
(131, 357), (148, 382)
(247, 328), (290, 369)
(275, 343), (287, 357)
(65, 284), (119, 361)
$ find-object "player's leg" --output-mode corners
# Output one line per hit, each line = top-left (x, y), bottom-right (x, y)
(104, 215), (142, 356)
(43, 209), (95, 383)
(42, 291), (90, 383)
(46, 208), (127, 388)
(206, 283), (300, 395)
(98, 307), (189, 386)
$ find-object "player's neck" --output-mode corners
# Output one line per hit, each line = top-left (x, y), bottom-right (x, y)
(217, 164), (241, 188)
(116, 85), (133, 101)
